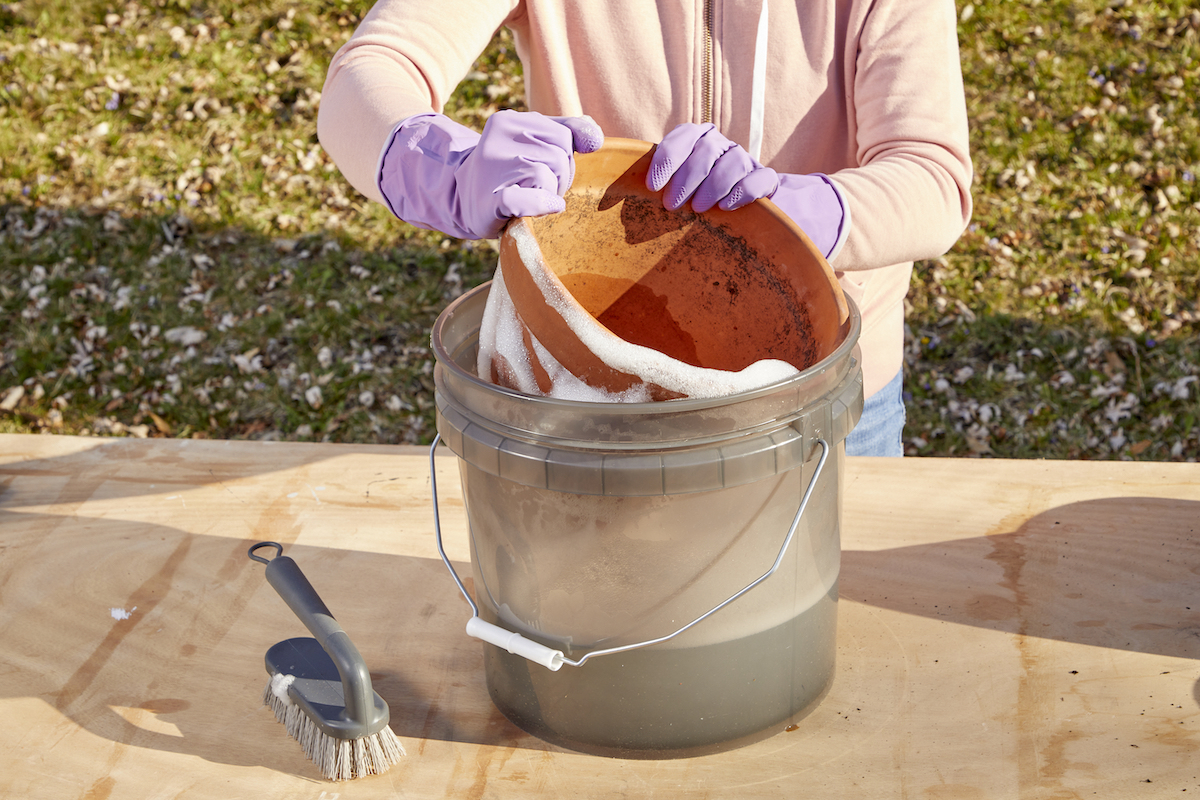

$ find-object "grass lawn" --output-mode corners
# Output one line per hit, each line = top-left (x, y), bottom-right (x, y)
(1, 0), (1197, 459)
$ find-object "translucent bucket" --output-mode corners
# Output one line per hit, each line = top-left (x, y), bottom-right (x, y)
(431, 283), (862, 758)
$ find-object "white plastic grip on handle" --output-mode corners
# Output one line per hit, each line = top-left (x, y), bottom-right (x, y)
(465, 617), (565, 671)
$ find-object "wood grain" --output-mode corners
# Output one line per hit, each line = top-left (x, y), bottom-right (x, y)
(1, 434), (1197, 798)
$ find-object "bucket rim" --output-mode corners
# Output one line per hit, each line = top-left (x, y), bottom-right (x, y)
(431, 281), (862, 414)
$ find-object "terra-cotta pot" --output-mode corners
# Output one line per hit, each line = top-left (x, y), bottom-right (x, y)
(495, 138), (850, 399)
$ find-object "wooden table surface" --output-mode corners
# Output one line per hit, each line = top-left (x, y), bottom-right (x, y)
(0, 433), (1197, 799)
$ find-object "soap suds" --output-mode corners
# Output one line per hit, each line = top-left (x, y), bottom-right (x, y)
(269, 672), (296, 706)
(478, 270), (653, 402)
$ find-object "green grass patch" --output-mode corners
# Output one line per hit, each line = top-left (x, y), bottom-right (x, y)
(1, 0), (1197, 460)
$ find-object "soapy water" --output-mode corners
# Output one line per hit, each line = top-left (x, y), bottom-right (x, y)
(461, 461), (840, 650)
(453, 397), (844, 756)
(476, 220), (800, 402)
(482, 584), (838, 757)
(462, 451), (840, 755)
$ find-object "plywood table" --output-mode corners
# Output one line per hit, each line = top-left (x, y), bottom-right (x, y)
(0, 433), (1197, 798)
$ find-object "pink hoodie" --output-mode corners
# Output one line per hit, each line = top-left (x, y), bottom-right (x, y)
(318, 0), (973, 399)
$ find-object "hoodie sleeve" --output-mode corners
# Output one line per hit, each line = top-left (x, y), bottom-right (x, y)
(317, 0), (520, 205)
(831, 0), (974, 271)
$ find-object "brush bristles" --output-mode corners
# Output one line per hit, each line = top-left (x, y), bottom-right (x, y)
(263, 679), (405, 780)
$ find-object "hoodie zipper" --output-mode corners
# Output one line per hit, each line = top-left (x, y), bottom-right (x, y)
(701, 0), (714, 124)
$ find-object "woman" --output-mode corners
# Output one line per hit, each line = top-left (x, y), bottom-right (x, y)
(317, 0), (974, 456)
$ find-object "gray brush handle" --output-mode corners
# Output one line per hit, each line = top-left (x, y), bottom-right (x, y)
(263, 554), (376, 732)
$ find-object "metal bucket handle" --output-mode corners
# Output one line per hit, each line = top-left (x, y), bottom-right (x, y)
(429, 434), (830, 672)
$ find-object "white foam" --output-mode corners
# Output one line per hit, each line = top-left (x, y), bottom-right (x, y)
(269, 672), (296, 706)
(478, 272), (652, 401)
(478, 220), (799, 401)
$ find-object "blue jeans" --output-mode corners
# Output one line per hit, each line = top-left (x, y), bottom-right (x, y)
(845, 370), (905, 457)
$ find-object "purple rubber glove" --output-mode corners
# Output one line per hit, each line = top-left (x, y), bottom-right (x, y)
(647, 123), (850, 261)
(378, 109), (604, 239)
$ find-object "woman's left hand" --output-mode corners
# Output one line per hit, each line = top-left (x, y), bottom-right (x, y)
(647, 123), (851, 261)
(646, 123), (779, 213)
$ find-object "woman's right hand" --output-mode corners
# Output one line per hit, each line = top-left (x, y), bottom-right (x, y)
(378, 110), (604, 239)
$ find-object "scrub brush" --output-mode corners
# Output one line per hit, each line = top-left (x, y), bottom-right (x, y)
(248, 541), (404, 780)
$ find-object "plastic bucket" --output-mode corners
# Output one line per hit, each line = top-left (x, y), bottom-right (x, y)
(431, 283), (862, 758)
